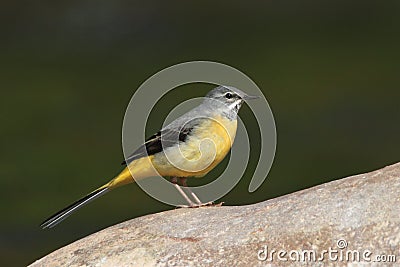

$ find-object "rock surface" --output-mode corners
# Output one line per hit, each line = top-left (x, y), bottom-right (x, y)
(31, 163), (400, 266)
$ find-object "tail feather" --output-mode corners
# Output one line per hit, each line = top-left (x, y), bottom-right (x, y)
(40, 187), (110, 229)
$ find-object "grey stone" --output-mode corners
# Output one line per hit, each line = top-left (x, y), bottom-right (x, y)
(30, 162), (400, 266)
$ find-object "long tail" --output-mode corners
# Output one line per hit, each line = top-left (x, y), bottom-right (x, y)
(40, 167), (135, 229)
(40, 186), (110, 229)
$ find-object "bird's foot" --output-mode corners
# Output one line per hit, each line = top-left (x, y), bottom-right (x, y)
(177, 201), (224, 208)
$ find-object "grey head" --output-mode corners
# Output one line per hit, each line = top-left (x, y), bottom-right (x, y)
(160, 85), (258, 137)
(203, 85), (259, 120)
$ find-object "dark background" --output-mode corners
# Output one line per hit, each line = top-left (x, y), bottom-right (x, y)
(1, 1), (399, 266)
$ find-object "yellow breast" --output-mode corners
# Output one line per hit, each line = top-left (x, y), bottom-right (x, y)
(152, 115), (237, 178)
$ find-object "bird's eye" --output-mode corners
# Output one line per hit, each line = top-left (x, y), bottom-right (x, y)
(225, 93), (233, 99)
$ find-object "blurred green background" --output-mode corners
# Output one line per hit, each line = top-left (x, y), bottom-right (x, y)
(1, 1), (399, 266)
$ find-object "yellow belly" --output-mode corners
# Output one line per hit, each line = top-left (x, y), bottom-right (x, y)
(152, 115), (237, 178)
(110, 115), (238, 188)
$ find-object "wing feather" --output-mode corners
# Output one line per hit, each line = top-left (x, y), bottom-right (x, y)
(121, 126), (194, 165)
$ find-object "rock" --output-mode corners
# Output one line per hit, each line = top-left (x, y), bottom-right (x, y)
(30, 163), (400, 266)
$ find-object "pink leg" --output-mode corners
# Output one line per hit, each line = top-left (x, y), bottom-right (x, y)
(179, 178), (203, 205)
(171, 177), (195, 207)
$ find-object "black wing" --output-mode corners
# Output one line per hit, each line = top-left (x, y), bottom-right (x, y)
(121, 126), (194, 165)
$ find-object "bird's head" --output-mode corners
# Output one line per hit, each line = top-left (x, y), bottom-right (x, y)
(204, 86), (259, 118)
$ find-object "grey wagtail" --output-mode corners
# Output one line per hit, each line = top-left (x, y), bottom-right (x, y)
(41, 86), (258, 228)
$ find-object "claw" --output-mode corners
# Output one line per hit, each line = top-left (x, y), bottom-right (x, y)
(176, 201), (224, 208)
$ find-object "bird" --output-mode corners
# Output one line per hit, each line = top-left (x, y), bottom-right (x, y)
(40, 85), (259, 229)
